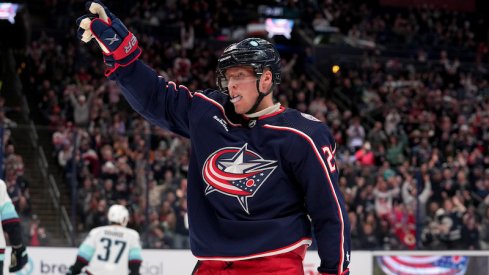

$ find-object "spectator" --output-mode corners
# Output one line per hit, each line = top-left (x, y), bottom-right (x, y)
(401, 172), (432, 223)
(29, 215), (50, 246)
(435, 197), (466, 249)
(479, 199), (489, 249)
(373, 174), (400, 220)
(346, 117), (366, 151)
(173, 197), (189, 249)
(66, 87), (96, 128)
(461, 214), (480, 250)
(354, 142), (375, 166)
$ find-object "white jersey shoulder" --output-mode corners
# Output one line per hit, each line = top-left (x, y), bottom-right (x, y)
(0, 179), (14, 249)
(0, 179), (11, 205)
(84, 225), (141, 274)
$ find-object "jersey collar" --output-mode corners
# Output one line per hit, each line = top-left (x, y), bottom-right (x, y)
(244, 103), (282, 119)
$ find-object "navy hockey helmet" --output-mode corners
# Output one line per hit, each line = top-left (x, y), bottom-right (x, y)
(216, 37), (281, 93)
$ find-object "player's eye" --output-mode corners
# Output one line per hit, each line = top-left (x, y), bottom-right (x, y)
(235, 72), (246, 80)
(227, 72), (250, 82)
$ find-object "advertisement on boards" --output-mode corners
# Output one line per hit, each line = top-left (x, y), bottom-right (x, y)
(7, 247), (368, 275)
(374, 255), (489, 275)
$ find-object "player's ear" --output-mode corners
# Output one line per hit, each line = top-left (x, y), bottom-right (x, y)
(263, 68), (273, 81)
(260, 69), (273, 91)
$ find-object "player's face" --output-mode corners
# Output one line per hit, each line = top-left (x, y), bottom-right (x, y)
(225, 66), (258, 114)
(225, 66), (273, 114)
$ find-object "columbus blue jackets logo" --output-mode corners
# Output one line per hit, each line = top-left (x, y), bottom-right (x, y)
(203, 143), (277, 214)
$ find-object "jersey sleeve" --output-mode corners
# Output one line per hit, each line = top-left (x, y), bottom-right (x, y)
(76, 230), (97, 264)
(288, 126), (351, 275)
(0, 180), (23, 246)
(0, 181), (19, 224)
(108, 60), (195, 138)
(128, 232), (142, 263)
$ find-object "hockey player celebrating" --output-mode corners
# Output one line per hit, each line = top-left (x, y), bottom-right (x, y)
(76, 1), (350, 274)
(67, 204), (142, 275)
(0, 179), (28, 274)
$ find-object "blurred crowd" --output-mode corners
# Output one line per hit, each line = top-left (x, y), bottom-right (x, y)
(0, 98), (48, 246)
(13, 0), (489, 250)
(314, 1), (489, 250)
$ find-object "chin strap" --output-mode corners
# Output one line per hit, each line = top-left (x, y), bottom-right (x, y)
(245, 103), (281, 118)
(245, 78), (274, 115)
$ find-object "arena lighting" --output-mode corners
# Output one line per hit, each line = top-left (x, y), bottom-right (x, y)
(332, 65), (340, 74)
(265, 18), (294, 39)
(0, 2), (29, 48)
(0, 3), (20, 24)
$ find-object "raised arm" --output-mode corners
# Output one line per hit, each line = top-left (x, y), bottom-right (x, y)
(76, 1), (194, 137)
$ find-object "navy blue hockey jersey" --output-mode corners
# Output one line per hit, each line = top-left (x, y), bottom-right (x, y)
(109, 61), (351, 274)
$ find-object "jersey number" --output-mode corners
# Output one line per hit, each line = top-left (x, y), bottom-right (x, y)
(97, 238), (127, 263)
(321, 146), (336, 172)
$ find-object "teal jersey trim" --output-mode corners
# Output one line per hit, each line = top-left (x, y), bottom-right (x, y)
(78, 243), (95, 261)
(128, 247), (142, 261)
(0, 202), (19, 221)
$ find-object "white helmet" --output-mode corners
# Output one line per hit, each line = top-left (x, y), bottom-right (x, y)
(108, 204), (129, 227)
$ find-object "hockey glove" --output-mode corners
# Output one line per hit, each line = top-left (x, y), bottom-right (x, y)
(9, 245), (28, 272)
(66, 256), (89, 275)
(76, 0), (141, 76)
(66, 265), (78, 275)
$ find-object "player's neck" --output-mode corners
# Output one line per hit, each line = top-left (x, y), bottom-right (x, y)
(245, 103), (281, 118)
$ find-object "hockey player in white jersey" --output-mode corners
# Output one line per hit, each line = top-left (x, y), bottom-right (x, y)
(67, 204), (142, 275)
(0, 179), (28, 274)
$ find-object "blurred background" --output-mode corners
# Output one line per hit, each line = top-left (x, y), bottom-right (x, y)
(1, 0), (489, 268)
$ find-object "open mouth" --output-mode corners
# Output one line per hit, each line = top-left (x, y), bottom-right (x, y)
(230, 95), (242, 103)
